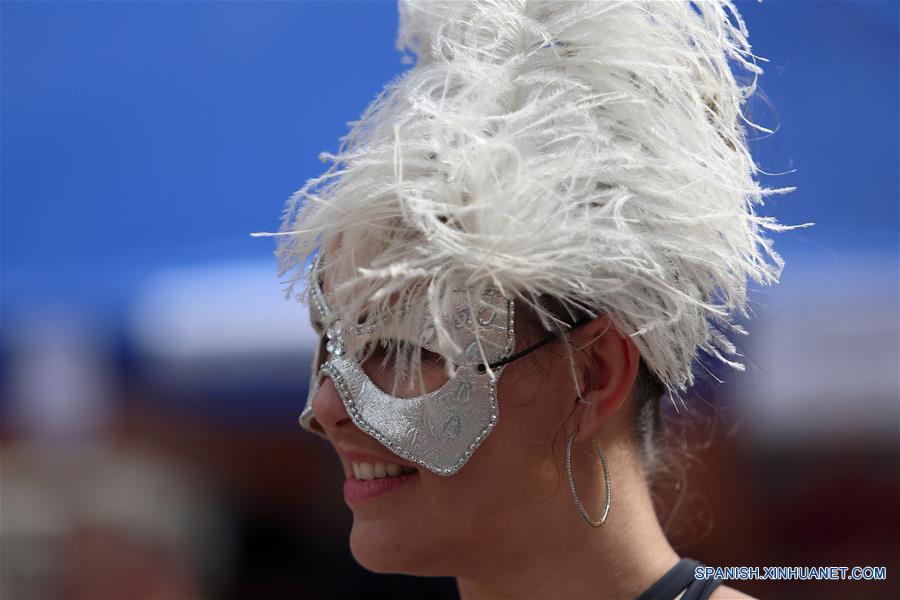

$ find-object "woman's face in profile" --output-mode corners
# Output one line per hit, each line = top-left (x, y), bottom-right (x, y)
(309, 285), (582, 576)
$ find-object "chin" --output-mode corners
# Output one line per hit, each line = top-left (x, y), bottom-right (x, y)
(348, 519), (445, 576)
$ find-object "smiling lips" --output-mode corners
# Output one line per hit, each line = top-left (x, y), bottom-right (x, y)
(337, 449), (421, 504)
(343, 465), (419, 504)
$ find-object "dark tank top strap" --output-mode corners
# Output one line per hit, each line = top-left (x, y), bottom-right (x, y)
(635, 558), (723, 600)
(681, 573), (723, 600)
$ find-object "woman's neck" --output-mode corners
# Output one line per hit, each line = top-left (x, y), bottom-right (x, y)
(455, 438), (680, 599)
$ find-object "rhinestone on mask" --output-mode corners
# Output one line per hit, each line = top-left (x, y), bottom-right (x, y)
(325, 320), (345, 356)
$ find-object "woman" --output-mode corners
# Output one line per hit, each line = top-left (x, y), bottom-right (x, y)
(269, 1), (795, 597)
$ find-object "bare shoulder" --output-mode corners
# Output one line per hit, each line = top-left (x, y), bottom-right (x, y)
(710, 585), (757, 599)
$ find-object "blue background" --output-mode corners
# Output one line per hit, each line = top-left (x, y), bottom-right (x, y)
(3, 1), (897, 322)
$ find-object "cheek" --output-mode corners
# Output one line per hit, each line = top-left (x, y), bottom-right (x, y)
(498, 355), (576, 445)
(486, 359), (576, 494)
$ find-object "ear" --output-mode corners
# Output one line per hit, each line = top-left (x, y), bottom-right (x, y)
(572, 316), (641, 441)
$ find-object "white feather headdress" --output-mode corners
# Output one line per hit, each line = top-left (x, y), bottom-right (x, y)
(271, 0), (799, 395)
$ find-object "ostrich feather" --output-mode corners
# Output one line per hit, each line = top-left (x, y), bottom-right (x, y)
(269, 0), (803, 396)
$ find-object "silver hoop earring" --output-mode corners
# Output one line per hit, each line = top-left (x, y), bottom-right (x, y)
(565, 429), (611, 528)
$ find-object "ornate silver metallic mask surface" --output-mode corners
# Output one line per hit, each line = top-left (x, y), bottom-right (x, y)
(298, 258), (515, 476)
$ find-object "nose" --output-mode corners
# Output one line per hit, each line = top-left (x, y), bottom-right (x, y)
(308, 374), (353, 437)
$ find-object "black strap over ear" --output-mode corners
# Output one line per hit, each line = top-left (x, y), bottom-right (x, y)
(476, 316), (592, 373)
